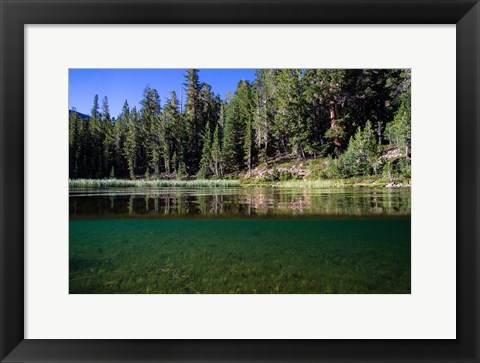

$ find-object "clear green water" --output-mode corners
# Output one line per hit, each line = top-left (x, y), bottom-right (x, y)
(69, 187), (410, 294)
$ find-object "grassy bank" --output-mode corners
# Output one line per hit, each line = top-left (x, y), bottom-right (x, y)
(70, 176), (409, 189)
(238, 153), (410, 188)
(241, 177), (409, 188)
(69, 178), (241, 188)
(241, 179), (346, 188)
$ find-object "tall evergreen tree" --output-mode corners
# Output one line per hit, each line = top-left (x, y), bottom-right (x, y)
(198, 121), (212, 178)
(222, 94), (239, 174)
(304, 69), (350, 152)
(253, 69), (277, 164)
(163, 91), (183, 174)
(69, 109), (81, 178)
(118, 101), (136, 179)
(183, 69), (202, 171)
(274, 69), (308, 158)
(89, 94), (104, 177)
(385, 90), (411, 157)
(211, 123), (221, 177)
(69, 69), (411, 181)
(140, 86), (162, 177)
(102, 96), (115, 177)
(235, 80), (255, 173)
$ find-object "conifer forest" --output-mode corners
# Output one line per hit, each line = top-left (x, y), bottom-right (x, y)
(69, 69), (411, 294)
(69, 69), (411, 184)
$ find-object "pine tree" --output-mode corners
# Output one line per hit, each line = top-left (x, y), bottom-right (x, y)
(223, 80), (255, 172)
(385, 91), (411, 157)
(140, 86), (162, 177)
(339, 120), (378, 177)
(211, 123), (221, 177)
(69, 109), (81, 178)
(198, 121), (212, 178)
(91, 94), (100, 119)
(235, 81), (255, 173)
(244, 119), (254, 175)
(275, 69), (308, 159)
(177, 159), (186, 180)
(163, 91), (182, 175)
(222, 95), (238, 174)
(253, 69), (276, 164)
(120, 101), (137, 180)
(69, 69), (411, 182)
(304, 69), (350, 152)
(171, 151), (178, 173)
(183, 69), (201, 171)
(102, 96), (115, 177)
(89, 94), (104, 178)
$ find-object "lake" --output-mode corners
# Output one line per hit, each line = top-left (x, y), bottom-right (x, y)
(69, 186), (411, 294)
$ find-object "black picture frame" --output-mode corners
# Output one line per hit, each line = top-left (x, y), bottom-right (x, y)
(1, 0), (479, 362)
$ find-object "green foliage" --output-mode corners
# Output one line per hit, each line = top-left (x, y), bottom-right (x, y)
(381, 157), (411, 181)
(382, 160), (394, 181)
(338, 121), (378, 177)
(171, 151), (178, 173)
(273, 179), (346, 188)
(397, 157), (411, 178)
(177, 161), (187, 180)
(319, 155), (340, 179)
(279, 170), (297, 182)
(162, 91), (182, 175)
(198, 121), (212, 178)
(259, 165), (299, 182)
(69, 69), (411, 182)
(385, 91), (411, 156)
(140, 86), (162, 177)
(324, 126), (346, 149)
(211, 124), (221, 177)
(221, 95), (239, 174)
(69, 178), (240, 188)
(274, 70), (306, 156)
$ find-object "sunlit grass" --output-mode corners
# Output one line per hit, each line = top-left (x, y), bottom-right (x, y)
(69, 178), (241, 188)
(246, 177), (409, 188)
(272, 179), (347, 188)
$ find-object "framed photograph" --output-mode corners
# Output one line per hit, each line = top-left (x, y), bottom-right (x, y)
(1, 0), (479, 362)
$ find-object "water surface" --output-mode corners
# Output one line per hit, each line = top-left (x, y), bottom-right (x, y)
(70, 186), (410, 218)
(69, 186), (411, 294)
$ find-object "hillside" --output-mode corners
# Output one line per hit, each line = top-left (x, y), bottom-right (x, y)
(69, 109), (90, 120)
(239, 146), (410, 188)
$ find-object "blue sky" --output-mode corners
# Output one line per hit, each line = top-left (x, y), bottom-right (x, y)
(69, 69), (256, 117)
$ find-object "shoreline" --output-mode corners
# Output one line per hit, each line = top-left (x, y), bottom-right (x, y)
(69, 178), (411, 189)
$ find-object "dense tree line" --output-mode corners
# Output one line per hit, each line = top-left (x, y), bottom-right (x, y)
(69, 69), (411, 180)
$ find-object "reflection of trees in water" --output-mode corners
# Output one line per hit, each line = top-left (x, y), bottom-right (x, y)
(70, 188), (410, 217)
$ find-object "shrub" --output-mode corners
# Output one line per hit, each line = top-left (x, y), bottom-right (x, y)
(319, 155), (340, 179)
(382, 160), (394, 181)
(385, 93), (411, 157)
(397, 157), (411, 178)
(177, 161), (187, 180)
(338, 121), (378, 178)
(279, 171), (296, 181)
(380, 157), (411, 181)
